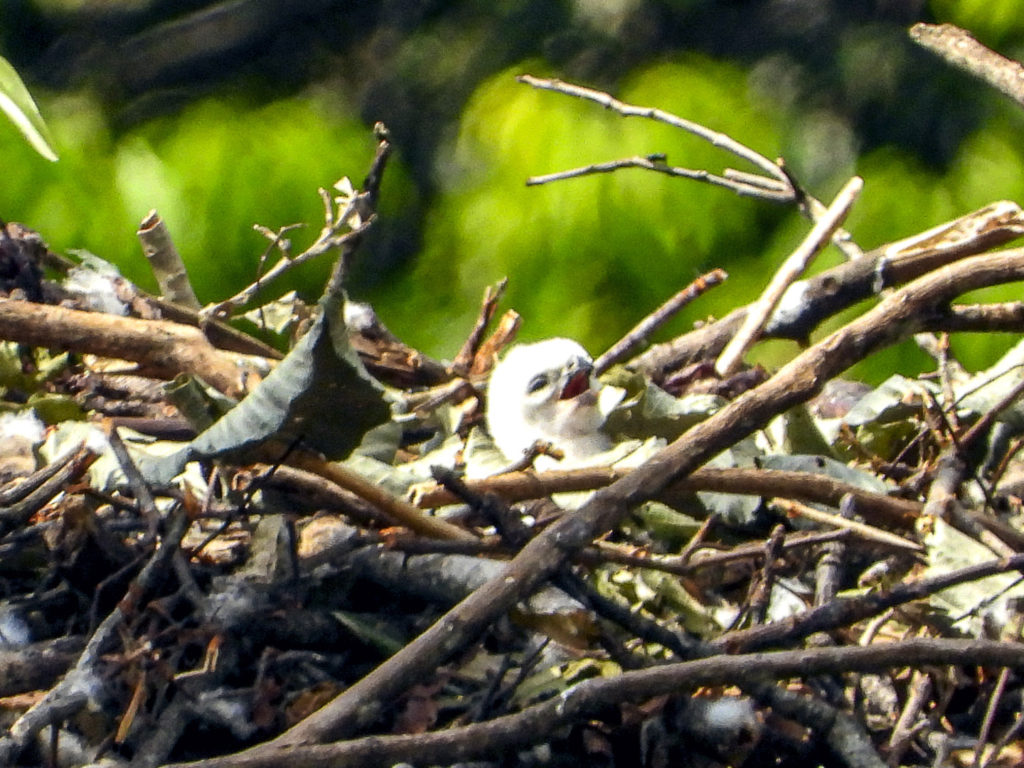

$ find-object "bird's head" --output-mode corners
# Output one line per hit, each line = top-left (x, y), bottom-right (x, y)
(485, 338), (610, 465)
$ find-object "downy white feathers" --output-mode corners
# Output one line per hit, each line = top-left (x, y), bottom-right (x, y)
(485, 338), (611, 467)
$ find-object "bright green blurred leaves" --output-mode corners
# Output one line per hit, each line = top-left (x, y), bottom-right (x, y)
(120, 97), (388, 298)
(0, 55), (58, 162)
(0, 91), (411, 302)
(382, 56), (786, 357)
(4, 38), (1024, 383)
(929, 0), (1024, 46)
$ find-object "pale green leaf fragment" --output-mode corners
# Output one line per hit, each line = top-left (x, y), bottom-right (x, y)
(0, 56), (58, 161)
(330, 610), (406, 655)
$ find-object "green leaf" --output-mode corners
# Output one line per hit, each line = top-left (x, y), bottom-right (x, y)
(0, 56), (58, 162)
(139, 294), (391, 484)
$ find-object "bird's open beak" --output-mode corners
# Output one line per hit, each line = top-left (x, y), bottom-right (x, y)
(559, 368), (592, 400)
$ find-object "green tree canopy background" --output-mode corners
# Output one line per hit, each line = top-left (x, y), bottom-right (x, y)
(3, 0), (1024, 379)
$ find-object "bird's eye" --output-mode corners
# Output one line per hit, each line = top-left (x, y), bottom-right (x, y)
(527, 373), (548, 393)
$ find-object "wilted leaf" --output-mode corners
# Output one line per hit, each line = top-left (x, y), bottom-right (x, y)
(843, 374), (937, 427)
(632, 502), (702, 547)
(769, 403), (836, 458)
(241, 290), (309, 336)
(602, 366), (726, 441)
(919, 516), (1024, 636)
(140, 295), (390, 483)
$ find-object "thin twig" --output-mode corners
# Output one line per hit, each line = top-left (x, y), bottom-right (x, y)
(886, 668), (932, 767)
(594, 268), (727, 375)
(772, 498), (922, 552)
(525, 155), (793, 201)
(974, 603), (1024, 767)
(106, 423), (161, 539)
(287, 451), (478, 543)
(715, 175), (863, 376)
(451, 278), (508, 376)
(205, 217), (373, 318)
(0, 445), (94, 532)
(517, 75), (790, 184)
(584, 528), (851, 577)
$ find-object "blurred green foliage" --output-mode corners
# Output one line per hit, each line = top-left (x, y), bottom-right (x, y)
(382, 56), (785, 357)
(3, 1), (1024, 383)
(0, 90), (416, 303)
(930, 0), (1024, 45)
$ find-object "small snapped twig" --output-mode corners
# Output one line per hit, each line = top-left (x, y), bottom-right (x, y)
(106, 423), (162, 539)
(451, 278), (508, 377)
(471, 309), (521, 377)
(886, 668), (932, 767)
(0, 445), (95, 533)
(594, 268), (727, 375)
(0, 443), (83, 506)
(136, 210), (201, 310)
(745, 524), (786, 626)
(715, 175), (863, 376)
(813, 495), (853, 608)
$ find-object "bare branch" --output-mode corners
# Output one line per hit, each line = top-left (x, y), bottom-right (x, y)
(0, 300), (252, 397)
(526, 155), (794, 201)
(594, 268), (727, 374)
(911, 23), (1024, 108)
(517, 74), (790, 185)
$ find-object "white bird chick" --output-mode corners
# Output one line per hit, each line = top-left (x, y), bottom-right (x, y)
(486, 338), (611, 467)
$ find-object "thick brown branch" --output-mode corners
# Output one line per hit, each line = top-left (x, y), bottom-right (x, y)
(635, 201), (1024, 376)
(413, 466), (921, 529)
(0, 299), (250, 397)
